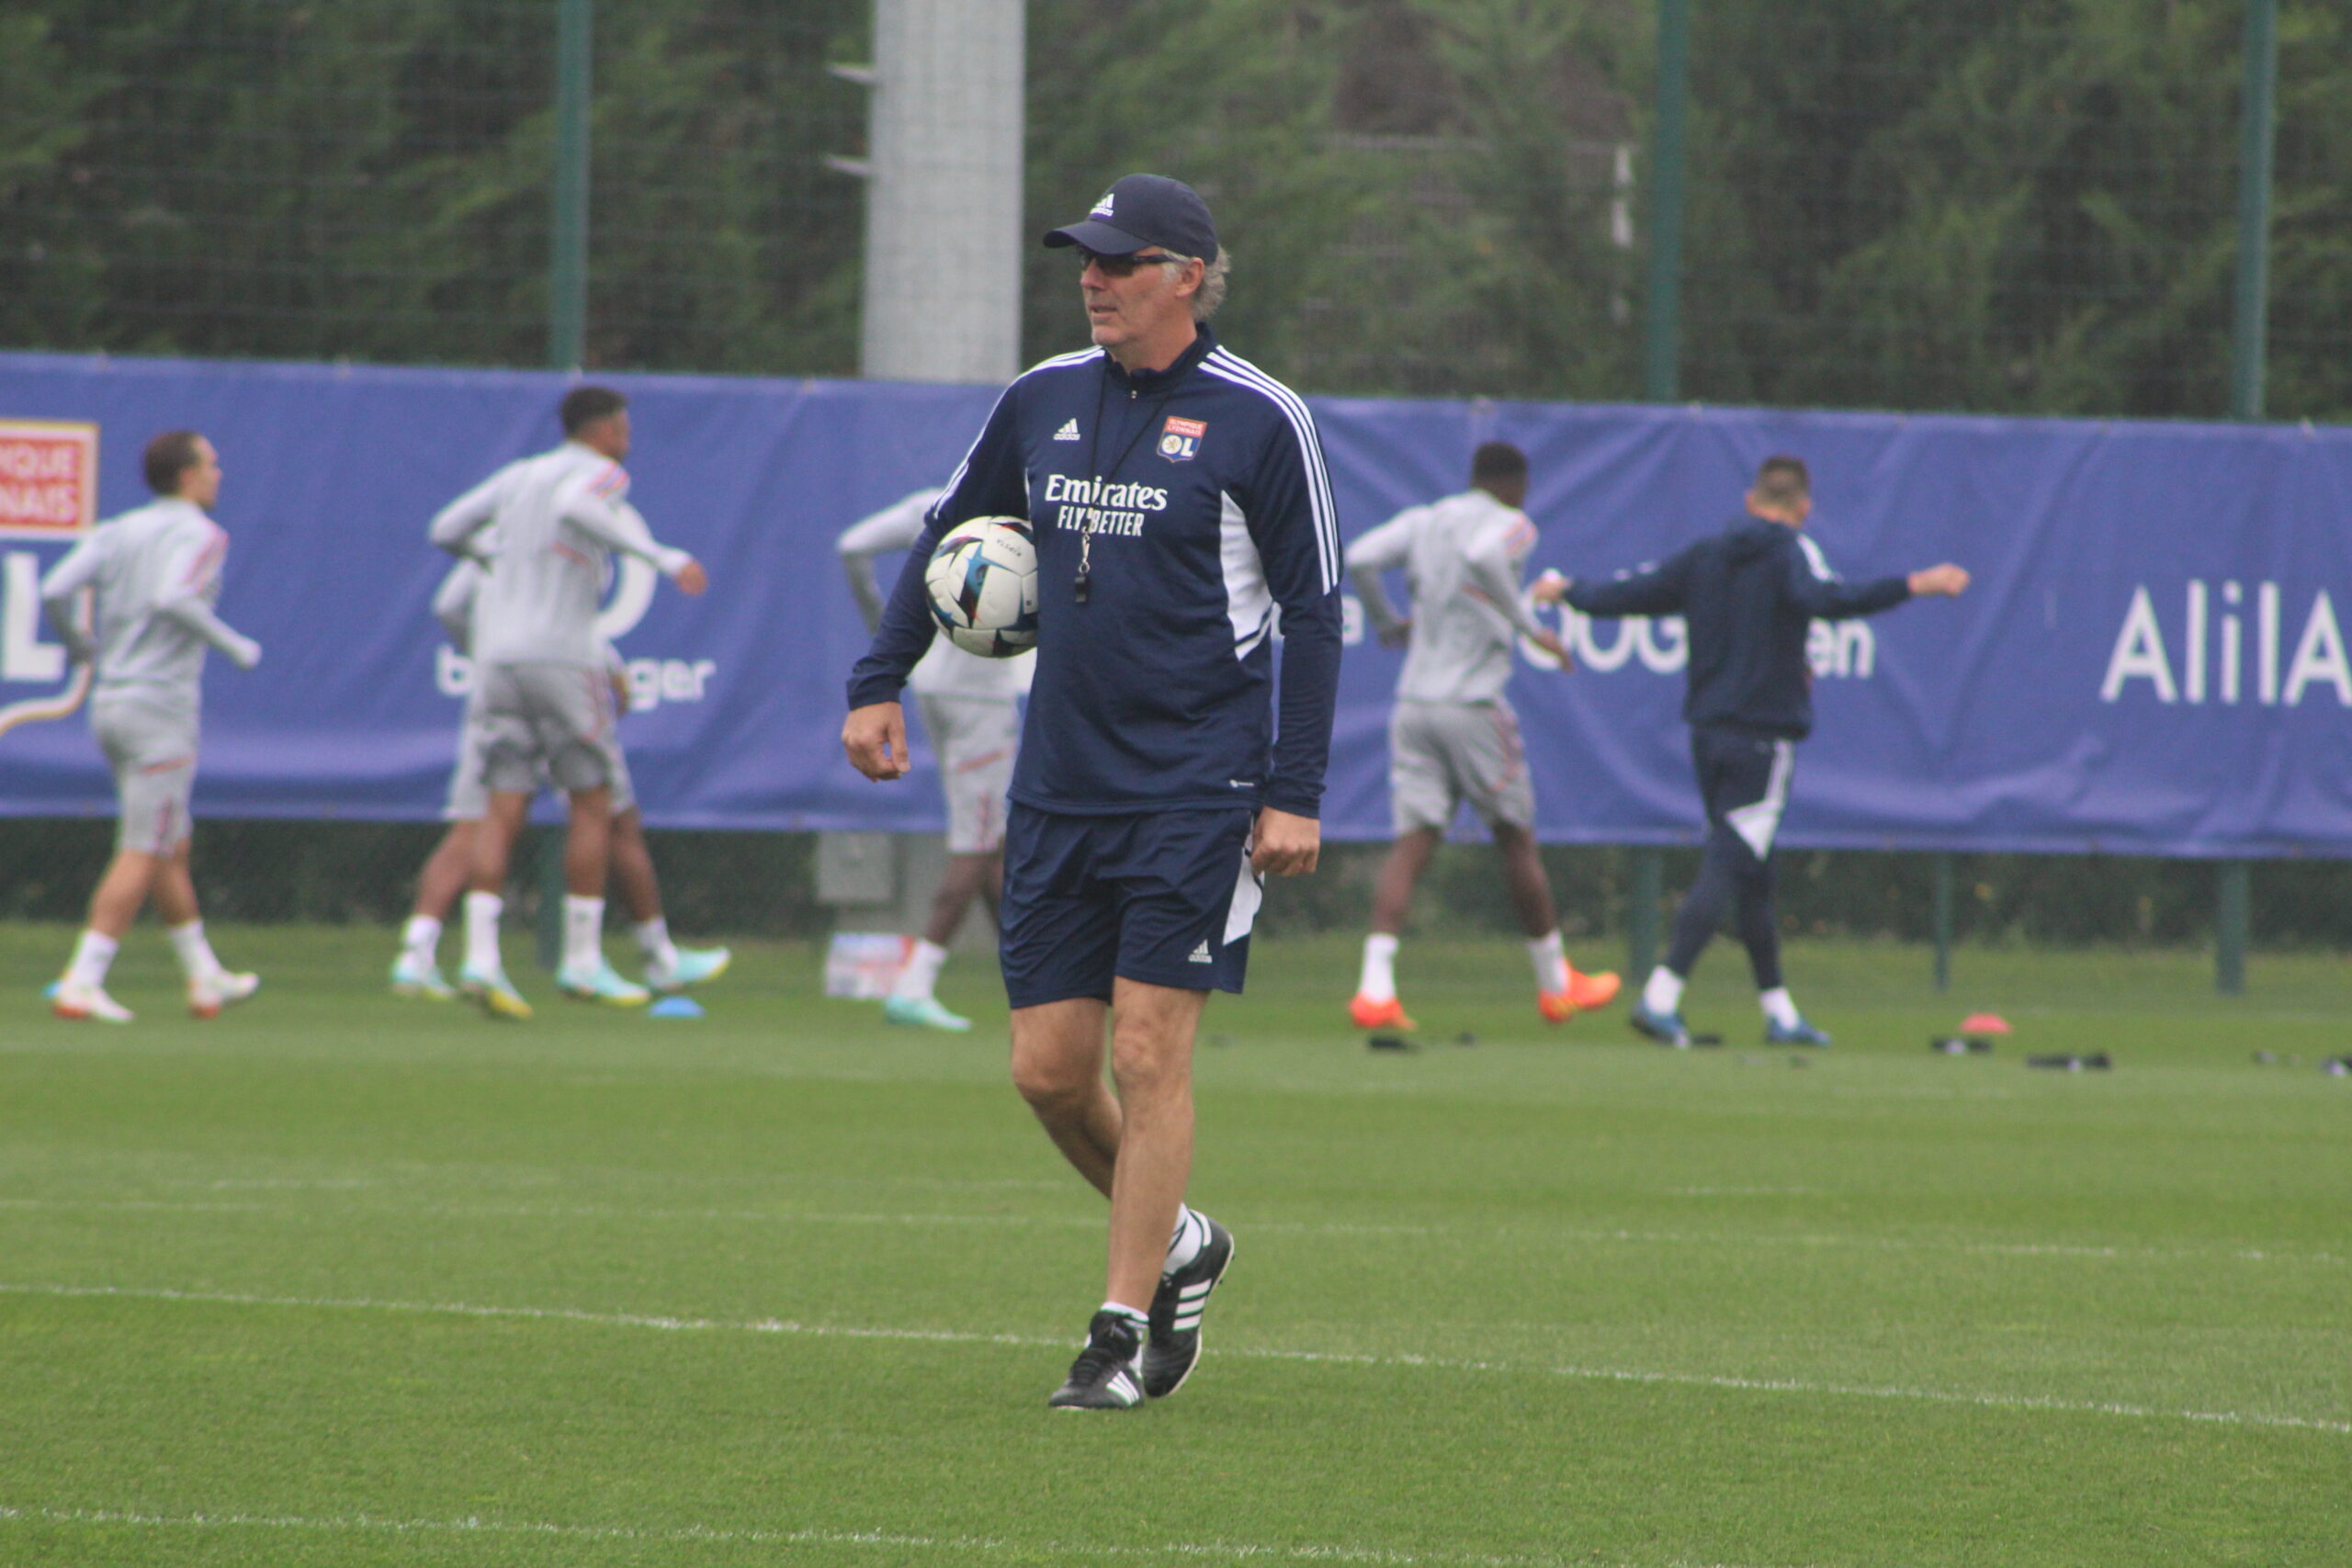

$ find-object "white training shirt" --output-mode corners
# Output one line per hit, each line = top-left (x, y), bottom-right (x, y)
(433, 556), (624, 678)
(428, 442), (689, 669)
(39, 496), (258, 715)
(1345, 488), (1549, 705)
(835, 488), (1031, 701)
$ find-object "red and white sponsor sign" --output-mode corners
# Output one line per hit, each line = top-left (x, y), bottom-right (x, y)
(0, 419), (100, 536)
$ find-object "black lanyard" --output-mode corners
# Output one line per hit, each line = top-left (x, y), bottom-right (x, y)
(1073, 361), (1177, 604)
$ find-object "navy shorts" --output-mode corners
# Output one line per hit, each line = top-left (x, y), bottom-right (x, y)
(999, 804), (1262, 1009)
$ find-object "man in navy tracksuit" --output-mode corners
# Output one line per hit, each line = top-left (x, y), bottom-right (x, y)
(844, 175), (1342, 1409)
(1561, 457), (1967, 1046)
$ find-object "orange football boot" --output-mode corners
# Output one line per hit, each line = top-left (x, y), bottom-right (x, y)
(1350, 994), (1418, 1032)
(1538, 967), (1622, 1022)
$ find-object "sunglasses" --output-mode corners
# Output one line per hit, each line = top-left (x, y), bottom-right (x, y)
(1076, 248), (1181, 277)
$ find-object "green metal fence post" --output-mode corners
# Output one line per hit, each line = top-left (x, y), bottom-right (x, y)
(2217, 0), (2277, 996)
(1628, 850), (1664, 983)
(537, 0), (594, 970)
(549, 0), (593, 372)
(2217, 863), (2250, 996)
(1931, 852), (1953, 993)
(1644, 0), (1690, 405)
(1626, 0), (1690, 982)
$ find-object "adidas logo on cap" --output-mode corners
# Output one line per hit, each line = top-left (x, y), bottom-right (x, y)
(1091, 191), (1116, 218)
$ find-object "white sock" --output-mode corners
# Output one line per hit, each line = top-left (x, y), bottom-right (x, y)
(1099, 1301), (1149, 1330)
(633, 916), (678, 970)
(1759, 987), (1802, 1030)
(167, 919), (223, 981)
(1358, 932), (1399, 1002)
(1643, 965), (1685, 1016)
(891, 939), (949, 1002)
(1526, 930), (1569, 995)
(563, 895), (605, 972)
(401, 914), (441, 962)
(65, 930), (119, 988)
(1164, 1205), (1207, 1272)
(464, 891), (503, 975)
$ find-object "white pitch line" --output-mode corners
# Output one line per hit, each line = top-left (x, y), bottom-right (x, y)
(0, 1503), (1812, 1568)
(1, 1195), (2341, 1271)
(4, 1280), (2344, 1438)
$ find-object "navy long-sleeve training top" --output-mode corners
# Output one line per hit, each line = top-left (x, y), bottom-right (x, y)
(847, 323), (1345, 819)
(1566, 516), (1911, 739)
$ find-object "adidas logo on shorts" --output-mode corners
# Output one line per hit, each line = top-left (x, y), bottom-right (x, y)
(1053, 419), (1080, 441)
(1188, 941), (1212, 964)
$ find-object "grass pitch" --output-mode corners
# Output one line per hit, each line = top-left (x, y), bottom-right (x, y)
(0, 921), (2344, 1566)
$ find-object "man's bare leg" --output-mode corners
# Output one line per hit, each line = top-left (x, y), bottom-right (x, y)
(608, 808), (660, 924)
(1492, 822), (1558, 938)
(1011, 981), (1205, 1310)
(561, 784), (612, 898)
(1010, 997), (1122, 1196)
(1368, 826), (1440, 936)
(413, 823), (476, 923)
(1356, 827), (1439, 1023)
(923, 851), (1001, 948)
(469, 792), (530, 896)
(1102, 979), (1205, 1312)
(85, 849), (162, 940)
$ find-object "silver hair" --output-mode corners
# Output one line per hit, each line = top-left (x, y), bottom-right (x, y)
(1159, 248), (1231, 321)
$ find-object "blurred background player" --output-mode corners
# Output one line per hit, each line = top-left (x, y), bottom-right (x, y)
(1345, 441), (1620, 1032)
(388, 558), (729, 1001)
(428, 385), (708, 1019)
(39, 431), (262, 1022)
(837, 486), (1027, 1032)
(1562, 456), (1969, 1046)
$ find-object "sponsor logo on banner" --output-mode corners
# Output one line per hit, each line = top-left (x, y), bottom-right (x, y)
(0, 420), (98, 739)
(1494, 597), (1876, 681)
(1158, 415), (1205, 464)
(2099, 580), (2351, 706)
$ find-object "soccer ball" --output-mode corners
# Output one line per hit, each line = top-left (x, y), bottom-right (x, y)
(924, 517), (1039, 658)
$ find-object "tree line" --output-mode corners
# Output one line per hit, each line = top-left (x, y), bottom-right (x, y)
(2, 0), (2345, 420)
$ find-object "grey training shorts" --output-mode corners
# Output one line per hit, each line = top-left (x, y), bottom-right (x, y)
(916, 694), (1017, 854)
(477, 660), (619, 796)
(1388, 697), (1536, 837)
(446, 683), (633, 820)
(92, 693), (198, 855)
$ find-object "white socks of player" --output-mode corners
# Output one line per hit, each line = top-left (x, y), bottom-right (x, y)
(891, 940), (949, 1003)
(167, 919), (224, 981)
(1643, 965), (1686, 1017)
(1527, 930), (1569, 995)
(1759, 987), (1802, 1030)
(1357, 932), (1399, 1002)
(401, 915), (441, 964)
(633, 916), (678, 973)
(563, 896), (605, 972)
(1164, 1204), (1209, 1273)
(464, 891), (503, 975)
(65, 930), (119, 988)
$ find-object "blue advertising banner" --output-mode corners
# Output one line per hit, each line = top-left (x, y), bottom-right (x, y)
(1, 349), (2347, 856)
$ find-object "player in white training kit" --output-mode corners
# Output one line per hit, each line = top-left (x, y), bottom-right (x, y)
(387, 558), (729, 1002)
(427, 386), (708, 1019)
(837, 488), (1029, 1032)
(1344, 441), (1620, 1032)
(40, 431), (262, 1022)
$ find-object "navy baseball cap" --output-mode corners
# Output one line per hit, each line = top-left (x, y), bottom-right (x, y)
(1043, 174), (1218, 265)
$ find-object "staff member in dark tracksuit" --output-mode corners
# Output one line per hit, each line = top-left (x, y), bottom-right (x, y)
(1559, 456), (1968, 1047)
(844, 175), (1342, 1410)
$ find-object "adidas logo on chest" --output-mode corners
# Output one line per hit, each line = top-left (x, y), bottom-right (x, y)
(1052, 418), (1080, 442)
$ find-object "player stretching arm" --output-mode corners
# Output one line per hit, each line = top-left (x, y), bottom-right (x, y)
(389, 558), (729, 1001)
(425, 386), (707, 1019)
(1562, 456), (1967, 1046)
(843, 175), (1341, 1410)
(1344, 440), (1618, 1032)
(40, 431), (262, 1022)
